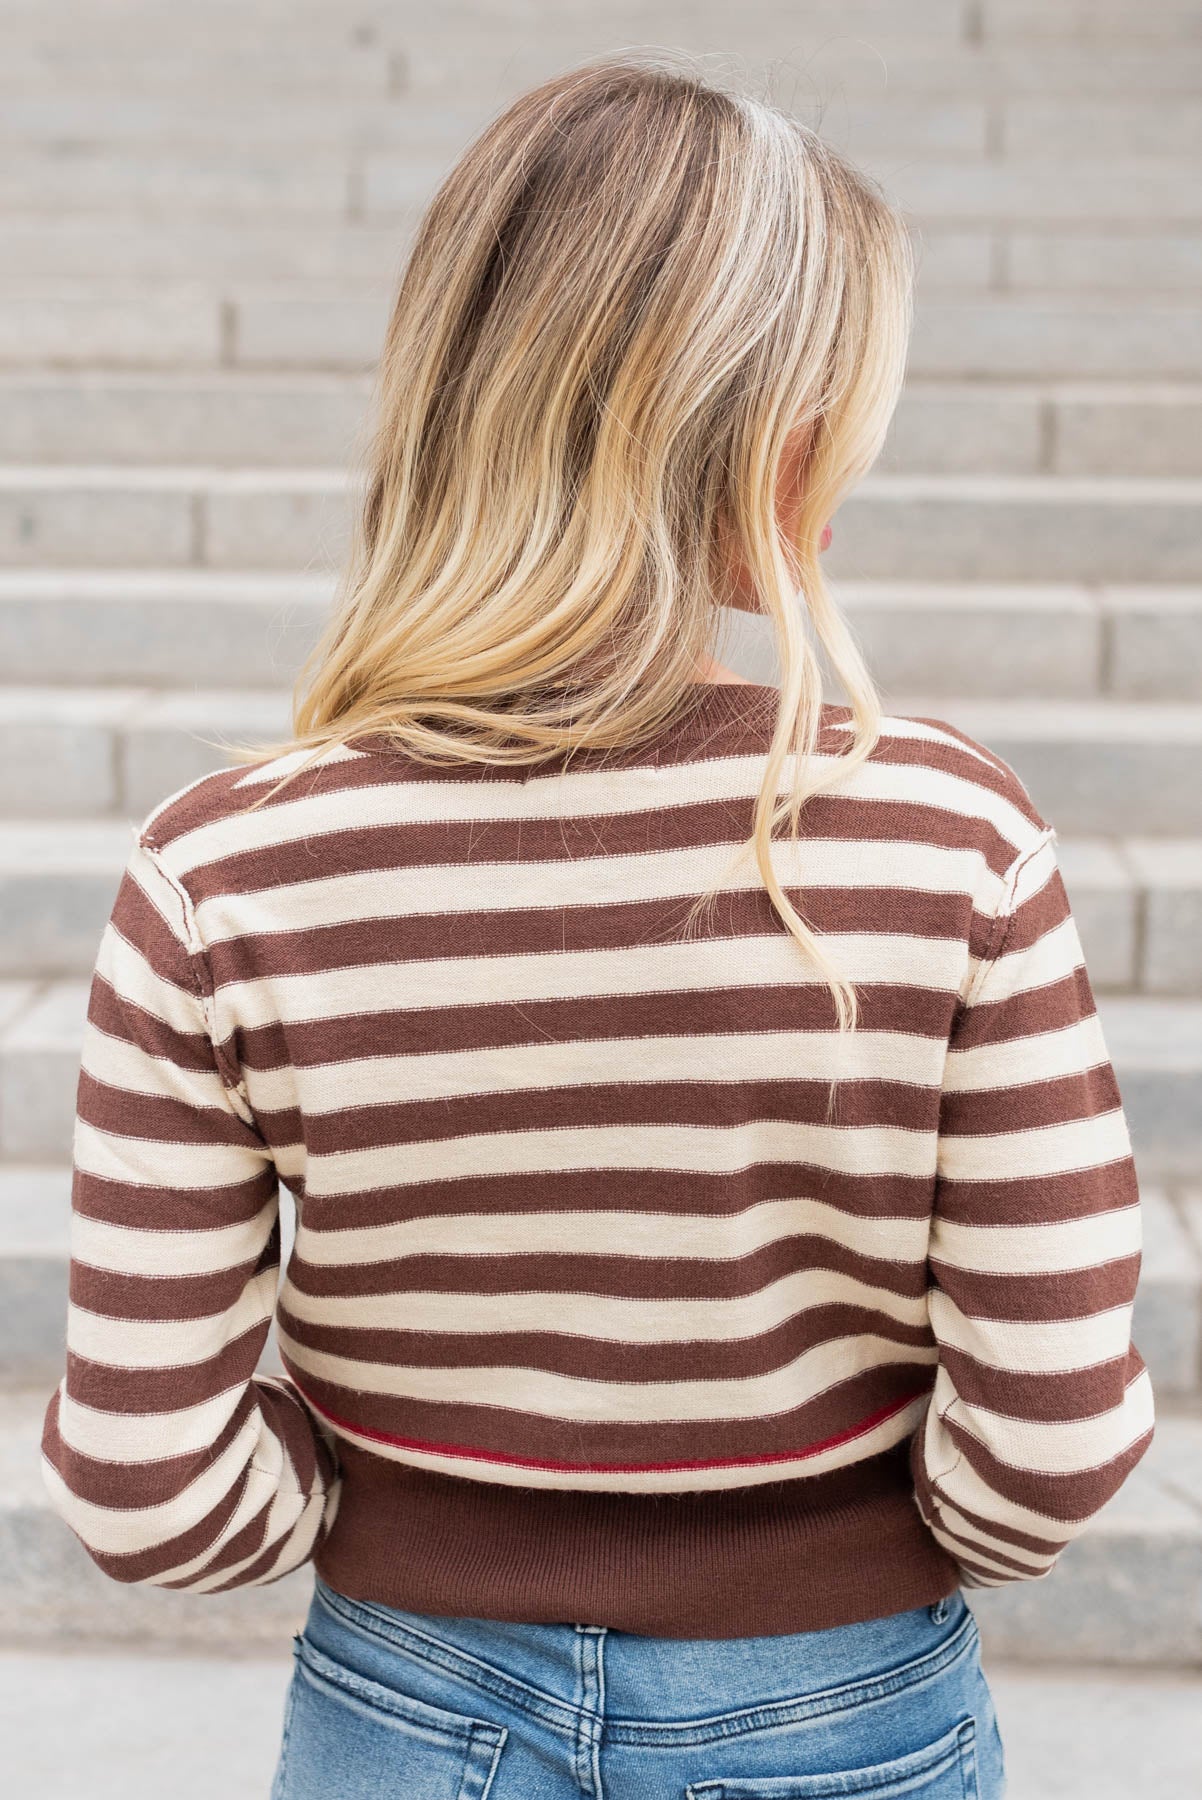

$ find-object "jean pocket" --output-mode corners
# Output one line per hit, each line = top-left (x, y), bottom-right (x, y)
(684, 1716), (979, 1799)
(271, 1633), (508, 1800)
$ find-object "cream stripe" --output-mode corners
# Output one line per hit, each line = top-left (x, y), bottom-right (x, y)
(66, 1268), (277, 1368)
(195, 836), (981, 943)
(136, 1458), (301, 1587)
(73, 1117), (271, 1190)
(929, 1499), (1056, 1574)
(940, 1382), (1158, 1477)
(275, 1325), (939, 1423)
(55, 1383), (249, 1463)
(246, 1026), (949, 1118)
(937, 1110), (1134, 1185)
(92, 931), (203, 1038)
(921, 1432), (1109, 1547)
(293, 1390), (931, 1494)
(927, 1514), (1055, 1581)
(186, 1488), (329, 1593)
(944, 1014), (1112, 1093)
(293, 1193), (932, 1268)
(919, 1367), (1155, 1540)
(304, 1118), (942, 1200)
(69, 1198), (278, 1278)
(39, 1411), (265, 1555)
(927, 1288), (1135, 1371)
(219, 933), (962, 1031)
(278, 1265), (929, 1340)
(929, 1202), (1141, 1275)
(79, 1023), (227, 1105)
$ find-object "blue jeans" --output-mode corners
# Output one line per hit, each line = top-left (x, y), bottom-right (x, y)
(270, 1574), (1007, 1798)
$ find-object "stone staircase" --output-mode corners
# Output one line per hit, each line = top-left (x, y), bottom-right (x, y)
(1, 0), (1199, 1669)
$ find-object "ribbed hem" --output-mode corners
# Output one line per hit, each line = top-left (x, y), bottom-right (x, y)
(313, 1439), (961, 1639)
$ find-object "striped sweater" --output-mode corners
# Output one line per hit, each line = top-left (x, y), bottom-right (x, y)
(40, 681), (1155, 1636)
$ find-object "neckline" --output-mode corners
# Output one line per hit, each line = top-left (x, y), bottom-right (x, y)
(347, 680), (787, 767)
(664, 679), (781, 738)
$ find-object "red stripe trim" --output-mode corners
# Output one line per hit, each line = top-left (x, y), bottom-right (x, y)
(285, 1372), (928, 1476)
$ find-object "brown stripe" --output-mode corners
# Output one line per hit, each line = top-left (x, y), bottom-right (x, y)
(915, 1462), (1072, 1560)
(287, 1234), (930, 1304)
(276, 1298), (933, 1384)
(71, 1165), (277, 1231)
(70, 1253), (272, 1321)
(281, 1355), (935, 1467)
(295, 1163), (935, 1230)
(77, 1069), (255, 1150)
(236, 980), (958, 1074)
(86, 975), (213, 1073)
(935, 1341), (1139, 1423)
(267, 1073), (944, 1161)
(926, 1257), (1142, 1328)
(108, 867), (199, 988)
(931, 1159), (1139, 1228)
(190, 786), (989, 907)
(160, 1489), (279, 1590)
(41, 1385), (256, 1513)
(205, 877), (975, 987)
(64, 1329), (270, 1412)
(936, 1406), (1155, 1525)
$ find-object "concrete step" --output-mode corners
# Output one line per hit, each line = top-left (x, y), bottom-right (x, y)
(7, 680), (1202, 834)
(0, 150), (452, 219)
(1, 1381), (1198, 1662)
(871, 695), (1202, 836)
(3, 801), (1202, 996)
(905, 300), (1202, 381)
(0, 374), (374, 465)
(5, 27), (1202, 105)
(0, 45), (396, 97)
(4, 570), (1202, 700)
(828, 475), (1202, 581)
(0, 91), (1000, 161)
(2, 468), (1200, 580)
(6, 288), (1200, 380)
(1005, 231), (1202, 293)
(5, 677), (1202, 836)
(5, 213), (1198, 295)
(7, 373), (1202, 478)
(2, 972), (1200, 1173)
(13, 1161), (1202, 1398)
(979, 0), (1202, 46)
(384, 34), (1202, 105)
(0, 214), (421, 282)
(0, 86), (1199, 166)
(0, 569), (332, 686)
(873, 158), (1202, 228)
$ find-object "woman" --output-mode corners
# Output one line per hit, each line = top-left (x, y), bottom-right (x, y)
(41, 55), (1153, 1800)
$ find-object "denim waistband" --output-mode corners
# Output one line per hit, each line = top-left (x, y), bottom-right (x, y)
(304, 1575), (978, 1745)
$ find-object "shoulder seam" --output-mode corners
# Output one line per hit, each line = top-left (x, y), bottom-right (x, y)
(964, 822), (1059, 1009)
(137, 835), (258, 1125)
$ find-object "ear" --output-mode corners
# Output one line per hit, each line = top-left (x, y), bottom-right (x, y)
(775, 420), (815, 531)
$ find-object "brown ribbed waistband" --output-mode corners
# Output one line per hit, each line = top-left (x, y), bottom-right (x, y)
(313, 1439), (960, 1639)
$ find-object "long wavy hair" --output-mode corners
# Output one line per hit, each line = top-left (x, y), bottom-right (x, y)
(224, 52), (915, 1040)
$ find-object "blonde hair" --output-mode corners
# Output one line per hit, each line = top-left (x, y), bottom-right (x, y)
(225, 52), (915, 1044)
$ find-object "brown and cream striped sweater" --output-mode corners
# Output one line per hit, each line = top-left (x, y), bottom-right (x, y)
(40, 681), (1155, 1636)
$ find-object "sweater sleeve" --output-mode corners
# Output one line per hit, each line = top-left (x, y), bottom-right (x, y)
(39, 834), (342, 1592)
(910, 822), (1156, 1587)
